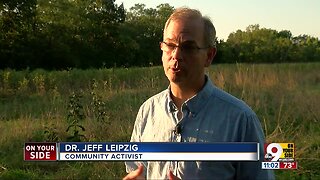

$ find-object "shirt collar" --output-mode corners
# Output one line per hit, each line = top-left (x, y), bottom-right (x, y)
(166, 75), (215, 115)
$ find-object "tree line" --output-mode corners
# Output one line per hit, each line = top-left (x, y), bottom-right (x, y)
(1, 0), (319, 70)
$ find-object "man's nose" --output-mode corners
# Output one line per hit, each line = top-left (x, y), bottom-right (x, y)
(171, 46), (183, 61)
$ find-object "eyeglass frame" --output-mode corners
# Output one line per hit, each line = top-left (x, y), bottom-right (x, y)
(159, 41), (211, 55)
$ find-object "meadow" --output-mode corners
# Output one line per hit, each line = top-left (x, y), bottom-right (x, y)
(0, 63), (319, 179)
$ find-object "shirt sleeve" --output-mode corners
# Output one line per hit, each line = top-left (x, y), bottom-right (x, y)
(235, 112), (275, 180)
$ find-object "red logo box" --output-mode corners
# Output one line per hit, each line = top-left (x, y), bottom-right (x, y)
(280, 162), (297, 169)
(24, 142), (57, 161)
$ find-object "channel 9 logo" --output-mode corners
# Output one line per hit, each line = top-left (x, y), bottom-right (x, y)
(264, 143), (295, 162)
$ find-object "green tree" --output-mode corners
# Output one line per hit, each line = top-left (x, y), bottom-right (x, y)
(35, 0), (125, 69)
(290, 35), (320, 62)
(120, 3), (174, 66)
(226, 25), (298, 63)
(1, 0), (126, 69)
(0, 0), (37, 69)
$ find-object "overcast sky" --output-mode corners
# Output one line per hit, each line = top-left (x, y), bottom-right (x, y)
(116, 0), (320, 40)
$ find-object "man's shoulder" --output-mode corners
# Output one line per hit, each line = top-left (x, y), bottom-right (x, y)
(140, 89), (169, 108)
(211, 86), (255, 115)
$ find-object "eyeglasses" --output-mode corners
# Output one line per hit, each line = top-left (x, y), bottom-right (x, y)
(160, 41), (210, 55)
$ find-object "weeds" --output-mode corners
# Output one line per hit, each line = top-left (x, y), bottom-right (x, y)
(90, 79), (109, 123)
(32, 73), (46, 95)
(66, 92), (86, 142)
(44, 123), (60, 142)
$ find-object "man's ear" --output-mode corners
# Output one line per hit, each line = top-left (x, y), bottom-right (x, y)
(204, 47), (217, 67)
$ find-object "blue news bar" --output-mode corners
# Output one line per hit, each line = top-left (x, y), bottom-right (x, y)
(59, 142), (258, 153)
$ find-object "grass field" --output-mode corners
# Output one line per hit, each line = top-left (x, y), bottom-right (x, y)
(0, 63), (319, 179)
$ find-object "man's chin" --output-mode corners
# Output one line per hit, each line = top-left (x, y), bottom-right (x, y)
(166, 71), (186, 83)
(167, 75), (183, 84)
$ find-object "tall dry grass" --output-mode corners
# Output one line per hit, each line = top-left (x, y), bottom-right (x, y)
(0, 63), (319, 179)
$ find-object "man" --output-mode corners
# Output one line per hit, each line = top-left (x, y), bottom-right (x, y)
(124, 7), (274, 180)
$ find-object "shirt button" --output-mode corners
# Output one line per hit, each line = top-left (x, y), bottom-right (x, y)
(176, 135), (181, 142)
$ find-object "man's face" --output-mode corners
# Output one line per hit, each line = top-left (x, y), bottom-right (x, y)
(161, 18), (214, 86)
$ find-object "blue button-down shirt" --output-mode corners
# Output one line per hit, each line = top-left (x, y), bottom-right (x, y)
(126, 76), (274, 179)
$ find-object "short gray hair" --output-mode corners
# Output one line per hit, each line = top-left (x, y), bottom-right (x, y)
(164, 7), (216, 47)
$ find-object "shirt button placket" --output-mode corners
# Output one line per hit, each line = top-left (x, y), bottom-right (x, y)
(176, 133), (181, 142)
